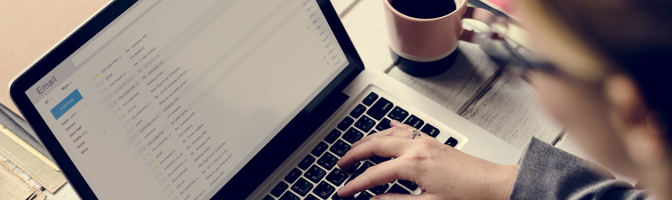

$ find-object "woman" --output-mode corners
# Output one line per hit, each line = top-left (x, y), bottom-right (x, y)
(335, 0), (672, 199)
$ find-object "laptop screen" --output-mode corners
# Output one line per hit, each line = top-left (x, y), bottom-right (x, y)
(24, 0), (348, 199)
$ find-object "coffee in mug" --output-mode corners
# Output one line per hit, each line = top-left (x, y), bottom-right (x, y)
(391, 0), (457, 19)
(384, 0), (506, 77)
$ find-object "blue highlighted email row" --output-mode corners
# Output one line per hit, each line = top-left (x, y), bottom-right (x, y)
(51, 89), (83, 120)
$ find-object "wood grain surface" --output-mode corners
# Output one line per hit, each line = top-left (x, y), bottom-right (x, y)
(330, 0), (358, 16)
(461, 73), (563, 150)
(387, 42), (499, 112)
(336, 0), (394, 72)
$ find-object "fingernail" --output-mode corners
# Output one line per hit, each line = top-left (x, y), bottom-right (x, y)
(391, 120), (401, 126)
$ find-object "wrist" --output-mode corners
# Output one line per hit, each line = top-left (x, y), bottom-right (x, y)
(496, 164), (519, 200)
(477, 163), (519, 200)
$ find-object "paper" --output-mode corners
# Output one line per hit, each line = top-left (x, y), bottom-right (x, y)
(0, 161), (45, 200)
(0, 125), (66, 193)
(0, 125), (59, 172)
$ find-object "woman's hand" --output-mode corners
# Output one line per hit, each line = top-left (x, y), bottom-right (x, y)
(336, 120), (519, 200)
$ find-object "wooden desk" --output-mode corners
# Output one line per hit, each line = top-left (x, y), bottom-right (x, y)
(0, 0), (589, 198)
(331, 0), (563, 150)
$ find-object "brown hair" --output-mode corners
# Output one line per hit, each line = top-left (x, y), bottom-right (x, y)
(536, 0), (672, 140)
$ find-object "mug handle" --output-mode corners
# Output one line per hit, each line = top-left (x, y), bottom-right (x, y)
(458, 7), (509, 43)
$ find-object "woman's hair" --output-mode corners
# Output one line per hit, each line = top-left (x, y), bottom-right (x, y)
(535, 0), (672, 142)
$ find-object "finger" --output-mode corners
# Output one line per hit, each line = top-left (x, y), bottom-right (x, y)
(338, 160), (413, 197)
(337, 136), (412, 169)
(390, 120), (432, 140)
(375, 122), (415, 138)
(372, 193), (434, 200)
(352, 127), (411, 148)
(390, 119), (414, 130)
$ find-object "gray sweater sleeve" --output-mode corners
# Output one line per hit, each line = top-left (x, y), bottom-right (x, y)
(509, 137), (649, 200)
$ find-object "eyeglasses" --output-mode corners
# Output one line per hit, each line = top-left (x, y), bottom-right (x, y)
(474, 32), (560, 80)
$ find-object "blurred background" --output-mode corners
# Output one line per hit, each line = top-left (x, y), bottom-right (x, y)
(0, 0), (111, 115)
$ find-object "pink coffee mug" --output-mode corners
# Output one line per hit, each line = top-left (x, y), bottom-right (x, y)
(383, 0), (506, 77)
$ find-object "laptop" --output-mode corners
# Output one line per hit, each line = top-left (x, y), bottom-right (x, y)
(9, 0), (522, 199)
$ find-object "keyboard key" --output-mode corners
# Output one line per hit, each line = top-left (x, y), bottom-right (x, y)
(271, 182), (289, 197)
(280, 192), (300, 200)
(397, 180), (418, 190)
(376, 118), (392, 131)
(354, 115), (376, 132)
(329, 140), (351, 157)
(369, 130), (377, 134)
(311, 142), (329, 157)
(355, 191), (374, 200)
(343, 161), (361, 173)
(404, 115), (424, 129)
(313, 181), (336, 199)
(350, 104), (367, 118)
(304, 165), (327, 183)
(368, 183), (389, 195)
(298, 155), (315, 170)
(337, 117), (355, 131)
(370, 156), (390, 164)
(386, 184), (410, 194)
(387, 106), (409, 122)
(317, 152), (339, 170)
(366, 97), (394, 120)
(362, 92), (378, 106)
(445, 137), (458, 147)
(305, 194), (320, 200)
(326, 168), (349, 186)
(291, 178), (314, 196)
(263, 195), (275, 200)
(284, 168), (302, 184)
(324, 129), (342, 144)
(420, 124), (440, 138)
(332, 193), (355, 200)
(356, 161), (375, 174)
(343, 128), (364, 144)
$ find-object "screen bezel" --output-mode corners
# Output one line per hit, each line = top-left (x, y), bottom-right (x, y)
(9, 0), (365, 199)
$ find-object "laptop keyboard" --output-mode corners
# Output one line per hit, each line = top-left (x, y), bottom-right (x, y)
(264, 92), (460, 200)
